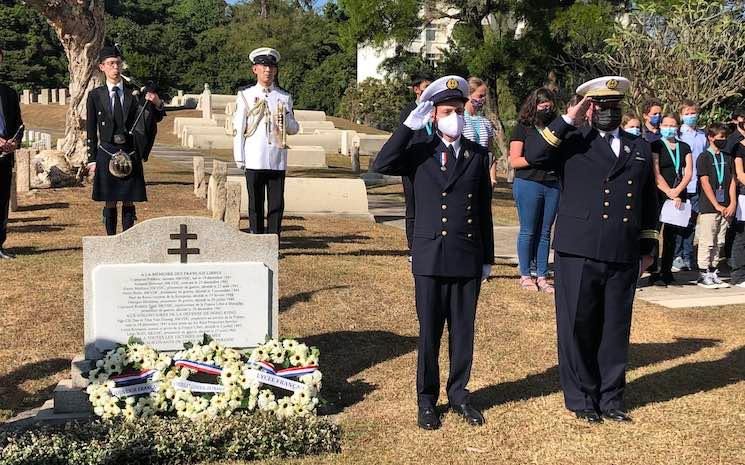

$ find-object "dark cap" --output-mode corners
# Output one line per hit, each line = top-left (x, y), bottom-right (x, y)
(98, 46), (121, 63)
(410, 72), (434, 87)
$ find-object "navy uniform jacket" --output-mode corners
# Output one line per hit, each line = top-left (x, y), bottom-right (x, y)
(0, 84), (24, 154)
(86, 85), (164, 164)
(525, 118), (658, 263)
(373, 125), (495, 277)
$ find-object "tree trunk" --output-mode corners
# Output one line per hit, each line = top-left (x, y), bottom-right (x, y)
(25, 0), (105, 168)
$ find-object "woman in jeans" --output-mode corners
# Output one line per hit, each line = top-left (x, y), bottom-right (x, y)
(509, 88), (561, 293)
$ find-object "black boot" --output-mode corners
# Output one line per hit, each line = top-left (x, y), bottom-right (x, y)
(103, 207), (117, 235)
(122, 205), (136, 231)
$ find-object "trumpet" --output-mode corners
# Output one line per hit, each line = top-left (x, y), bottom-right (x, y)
(274, 101), (288, 148)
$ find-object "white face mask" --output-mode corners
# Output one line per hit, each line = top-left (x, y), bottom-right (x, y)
(436, 112), (465, 139)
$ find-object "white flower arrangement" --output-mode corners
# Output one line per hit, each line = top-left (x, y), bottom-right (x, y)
(164, 336), (250, 420)
(84, 335), (323, 421)
(245, 338), (323, 418)
(85, 338), (172, 420)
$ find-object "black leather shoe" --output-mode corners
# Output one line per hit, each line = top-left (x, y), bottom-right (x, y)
(417, 407), (441, 430)
(602, 409), (632, 422)
(0, 248), (16, 259)
(574, 409), (603, 423)
(451, 403), (485, 426)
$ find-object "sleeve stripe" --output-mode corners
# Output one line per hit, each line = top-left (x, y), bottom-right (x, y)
(639, 230), (659, 240)
(540, 127), (561, 147)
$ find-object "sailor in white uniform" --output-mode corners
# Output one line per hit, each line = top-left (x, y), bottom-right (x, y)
(233, 47), (299, 235)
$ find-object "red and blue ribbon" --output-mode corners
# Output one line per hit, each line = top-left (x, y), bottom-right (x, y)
(173, 359), (223, 375)
(245, 360), (318, 379)
(110, 369), (157, 387)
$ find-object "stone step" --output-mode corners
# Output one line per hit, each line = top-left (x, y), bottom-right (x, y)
(53, 379), (92, 414)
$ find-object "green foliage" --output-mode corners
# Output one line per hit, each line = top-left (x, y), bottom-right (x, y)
(0, 412), (341, 465)
(338, 78), (408, 132)
(0, 1), (68, 93)
(336, 0), (421, 50)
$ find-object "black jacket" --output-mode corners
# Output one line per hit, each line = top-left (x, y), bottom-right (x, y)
(86, 84), (164, 164)
(525, 117), (659, 263)
(0, 84), (24, 152)
(373, 125), (495, 278)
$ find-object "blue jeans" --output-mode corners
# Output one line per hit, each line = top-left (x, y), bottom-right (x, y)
(513, 178), (560, 277)
(674, 193), (699, 265)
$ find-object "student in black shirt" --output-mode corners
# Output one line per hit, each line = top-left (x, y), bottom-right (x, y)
(650, 113), (693, 285)
(509, 88), (560, 293)
(696, 123), (736, 288)
(727, 110), (745, 287)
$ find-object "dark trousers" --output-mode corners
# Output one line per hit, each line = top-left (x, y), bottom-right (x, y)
(674, 193), (698, 265)
(244, 169), (285, 235)
(0, 158), (12, 248)
(414, 275), (481, 408)
(660, 223), (685, 274)
(554, 252), (637, 412)
(403, 176), (415, 250)
(730, 222), (745, 285)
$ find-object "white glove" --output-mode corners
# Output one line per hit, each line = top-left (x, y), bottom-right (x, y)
(403, 101), (434, 130)
(481, 264), (492, 281)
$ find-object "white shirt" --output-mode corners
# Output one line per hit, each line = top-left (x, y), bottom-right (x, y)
(232, 84), (300, 171)
(106, 80), (125, 111)
(439, 135), (462, 159)
(597, 127), (621, 157)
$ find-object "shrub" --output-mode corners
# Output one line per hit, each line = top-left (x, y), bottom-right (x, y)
(0, 412), (341, 465)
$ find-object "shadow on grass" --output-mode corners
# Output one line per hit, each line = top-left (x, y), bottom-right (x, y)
(303, 330), (417, 414)
(7, 246), (82, 256)
(281, 234), (371, 252)
(7, 216), (50, 223)
(625, 344), (745, 409)
(0, 358), (69, 419)
(472, 337), (722, 411)
(145, 181), (193, 186)
(16, 202), (70, 212)
(280, 285), (349, 313)
(8, 224), (71, 234)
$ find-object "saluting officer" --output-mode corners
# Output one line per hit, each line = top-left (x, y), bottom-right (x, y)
(398, 73), (434, 256)
(525, 77), (658, 423)
(373, 76), (494, 430)
(233, 47), (299, 236)
(86, 46), (165, 235)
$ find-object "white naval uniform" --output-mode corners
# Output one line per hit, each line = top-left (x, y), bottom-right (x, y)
(232, 84), (300, 171)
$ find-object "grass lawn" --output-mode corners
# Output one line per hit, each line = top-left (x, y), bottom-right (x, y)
(3, 105), (743, 465)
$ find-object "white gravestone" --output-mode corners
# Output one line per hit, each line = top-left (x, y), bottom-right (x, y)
(82, 216), (279, 360)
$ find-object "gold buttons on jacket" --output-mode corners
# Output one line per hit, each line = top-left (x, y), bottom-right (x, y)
(623, 218), (629, 223)
(605, 189), (610, 194)
(442, 218), (448, 223)
(467, 218), (473, 224)
(467, 193), (473, 199)
(442, 205), (447, 210)
(466, 205), (472, 211)
(467, 233), (473, 238)
(441, 230), (448, 236)
(627, 180), (633, 185)
(442, 192), (447, 197)
(604, 201), (610, 207)
(627, 193), (633, 198)
(602, 214), (609, 219)
(626, 205), (632, 210)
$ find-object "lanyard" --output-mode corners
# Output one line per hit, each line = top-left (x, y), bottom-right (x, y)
(661, 141), (681, 175)
(708, 148), (725, 186)
(465, 111), (480, 144)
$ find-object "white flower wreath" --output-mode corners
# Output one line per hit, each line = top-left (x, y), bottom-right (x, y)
(245, 338), (323, 418)
(85, 338), (172, 420)
(162, 335), (251, 420)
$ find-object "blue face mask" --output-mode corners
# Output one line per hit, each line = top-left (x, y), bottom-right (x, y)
(625, 127), (641, 136)
(682, 114), (698, 127)
(650, 114), (662, 127)
(660, 127), (677, 139)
